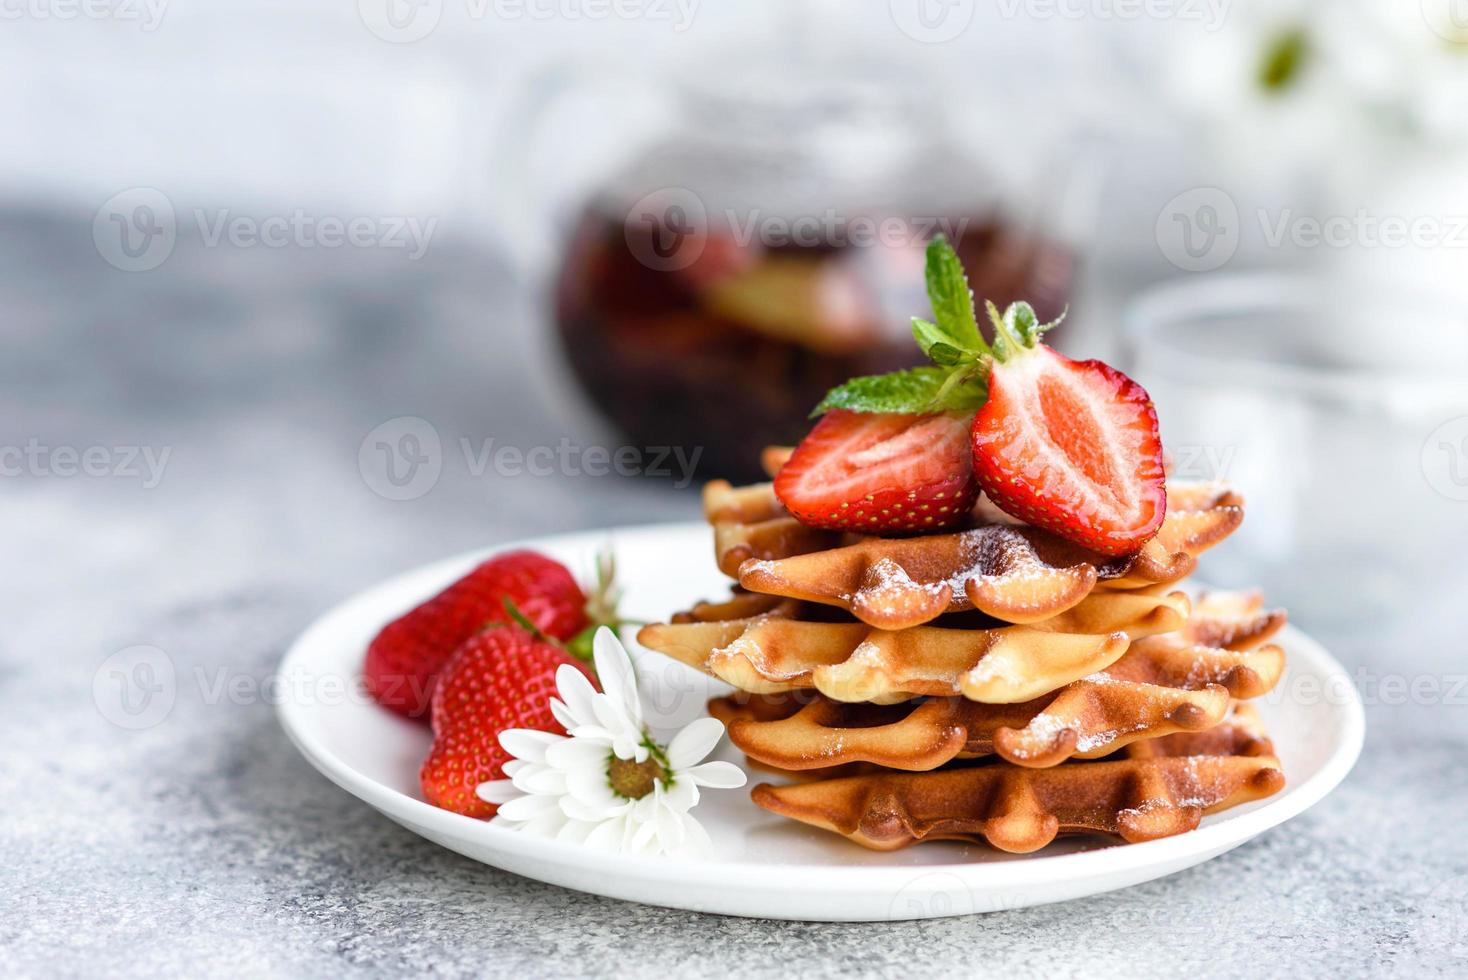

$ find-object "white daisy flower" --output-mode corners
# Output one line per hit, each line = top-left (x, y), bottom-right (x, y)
(477, 627), (746, 857)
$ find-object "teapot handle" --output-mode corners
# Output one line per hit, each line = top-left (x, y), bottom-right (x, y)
(480, 60), (667, 279)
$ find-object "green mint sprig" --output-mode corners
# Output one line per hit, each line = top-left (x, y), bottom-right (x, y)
(810, 235), (1064, 418)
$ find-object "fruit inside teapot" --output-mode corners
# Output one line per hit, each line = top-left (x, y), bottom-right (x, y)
(554, 200), (1073, 483)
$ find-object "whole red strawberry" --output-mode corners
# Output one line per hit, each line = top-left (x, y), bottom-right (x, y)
(364, 550), (587, 719)
(420, 627), (595, 817)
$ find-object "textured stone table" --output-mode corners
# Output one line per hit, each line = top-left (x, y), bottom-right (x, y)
(3, 211), (1465, 979)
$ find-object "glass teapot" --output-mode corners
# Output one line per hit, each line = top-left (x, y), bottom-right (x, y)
(497, 44), (1091, 482)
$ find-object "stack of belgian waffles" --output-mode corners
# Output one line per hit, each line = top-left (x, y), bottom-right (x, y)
(637, 449), (1288, 853)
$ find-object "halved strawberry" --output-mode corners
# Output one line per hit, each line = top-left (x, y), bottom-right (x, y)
(773, 409), (979, 534)
(972, 342), (1166, 556)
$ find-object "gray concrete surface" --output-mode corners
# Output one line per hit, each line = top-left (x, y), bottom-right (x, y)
(2, 210), (1465, 978)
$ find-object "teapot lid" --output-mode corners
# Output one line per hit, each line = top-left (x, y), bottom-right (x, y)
(602, 54), (1007, 220)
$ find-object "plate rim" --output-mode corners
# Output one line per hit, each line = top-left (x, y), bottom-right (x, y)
(276, 522), (1366, 904)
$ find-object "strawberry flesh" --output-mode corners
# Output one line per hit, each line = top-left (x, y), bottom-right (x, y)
(971, 345), (1166, 556)
(775, 410), (979, 534)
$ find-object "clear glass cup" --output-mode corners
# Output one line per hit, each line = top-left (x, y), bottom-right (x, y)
(1124, 274), (1468, 639)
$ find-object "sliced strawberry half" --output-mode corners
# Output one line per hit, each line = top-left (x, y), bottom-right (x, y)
(774, 409), (979, 534)
(971, 342), (1166, 556)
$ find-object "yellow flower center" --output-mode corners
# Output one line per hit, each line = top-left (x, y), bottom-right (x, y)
(608, 754), (664, 800)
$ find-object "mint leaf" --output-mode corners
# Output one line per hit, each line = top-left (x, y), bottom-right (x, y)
(924, 236), (986, 353)
(812, 365), (988, 416)
(912, 317), (980, 367)
(926, 343), (966, 367)
(928, 368), (989, 413)
(1008, 302), (1041, 347)
(811, 367), (950, 417)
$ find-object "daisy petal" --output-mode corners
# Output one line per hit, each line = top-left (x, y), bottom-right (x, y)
(630, 816), (660, 854)
(561, 794), (628, 822)
(476, 779), (519, 804)
(655, 801), (685, 852)
(521, 810), (570, 838)
(517, 765), (568, 796)
(497, 792), (562, 822)
(678, 813), (712, 857)
(566, 760), (618, 808)
(591, 696), (639, 753)
(566, 723), (617, 745)
(555, 664), (601, 727)
(666, 717), (726, 769)
(684, 760), (747, 789)
(498, 728), (562, 763)
(556, 819), (597, 845)
(549, 696), (577, 732)
(584, 813), (629, 851)
(663, 777), (697, 812)
(545, 737), (613, 771)
(593, 627), (643, 726)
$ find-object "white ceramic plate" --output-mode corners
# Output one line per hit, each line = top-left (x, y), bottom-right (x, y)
(277, 523), (1364, 921)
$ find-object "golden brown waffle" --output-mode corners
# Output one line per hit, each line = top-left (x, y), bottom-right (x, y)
(714, 480), (1241, 629)
(750, 705), (1284, 853)
(638, 586), (1192, 704)
(637, 612), (1130, 705)
(708, 590), (1284, 771)
(704, 480), (843, 579)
